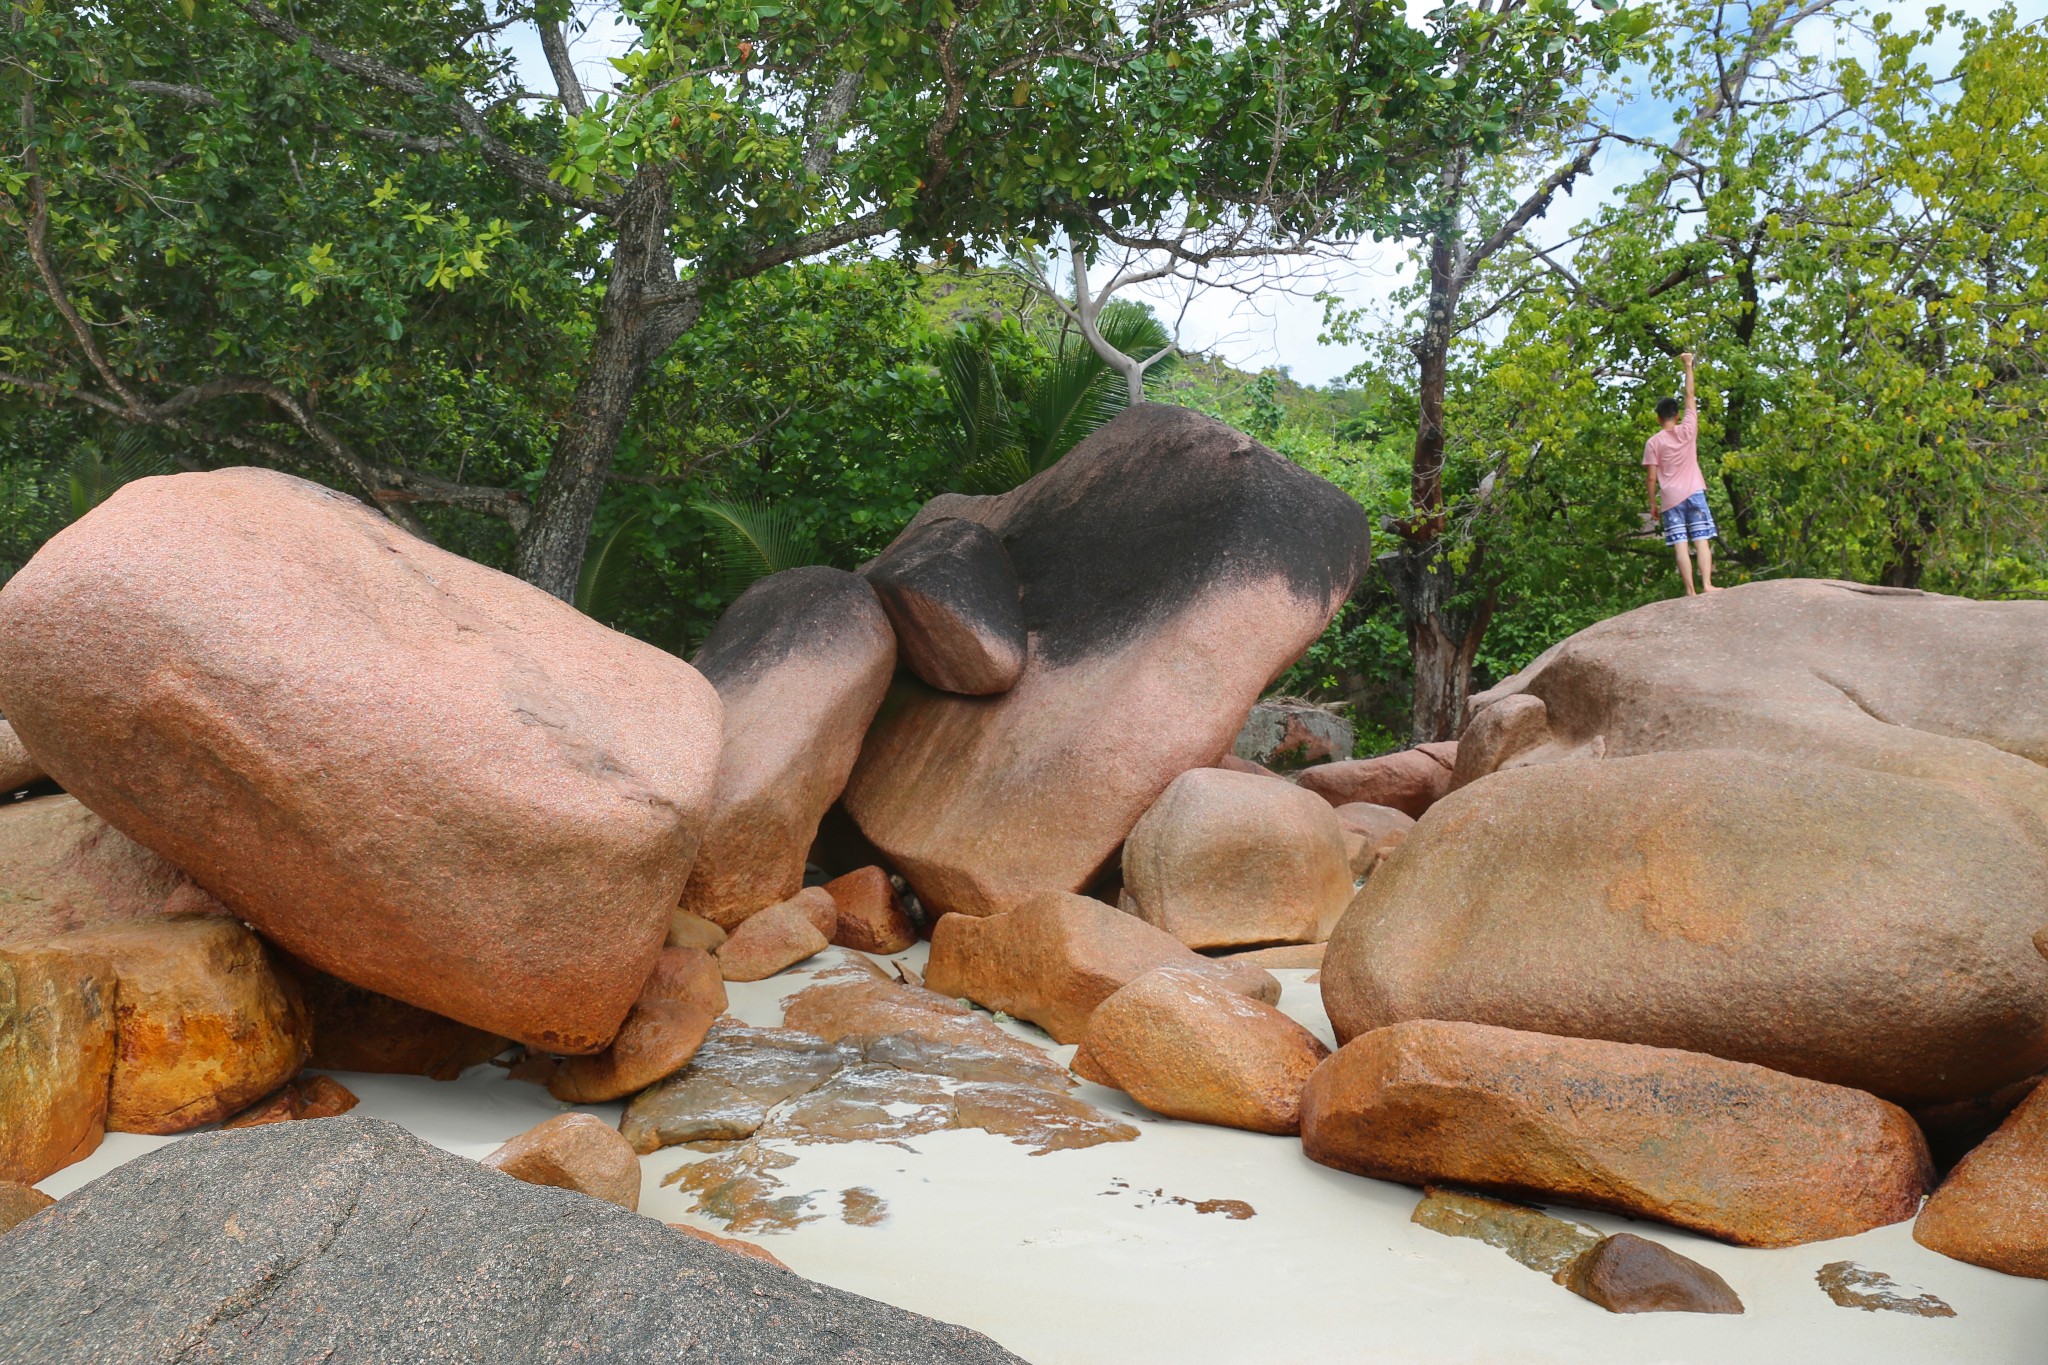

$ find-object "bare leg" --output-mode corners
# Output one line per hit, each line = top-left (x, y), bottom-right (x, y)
(1696, 538), (1719, 591)
(1672, 541), (1697, 595)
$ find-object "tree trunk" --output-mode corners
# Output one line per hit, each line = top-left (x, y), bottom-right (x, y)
(1380, 540), (1496, 744)
(513, 167), (671, 600)
(1390, 218), (1495, 743)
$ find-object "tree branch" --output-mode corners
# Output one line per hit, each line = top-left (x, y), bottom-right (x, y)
(236, 2), (615, 215)
(536, 18), (588, 119)
(125, 80), (219, 107)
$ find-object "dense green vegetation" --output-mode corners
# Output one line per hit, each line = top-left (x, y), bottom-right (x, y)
(3, 1), (2042, 751)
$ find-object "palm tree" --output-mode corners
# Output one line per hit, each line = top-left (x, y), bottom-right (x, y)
(944, 301), (1175, 494)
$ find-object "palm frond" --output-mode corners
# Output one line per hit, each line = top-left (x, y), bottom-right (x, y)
(68, 428), (176, 522)
(574, 510), (646, 626)
(1018, 301), (1177, 473)
(937, 332), (1019, 470)
(691, 496), (825, 592)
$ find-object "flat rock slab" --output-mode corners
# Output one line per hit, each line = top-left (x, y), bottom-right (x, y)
(0, 1116), (1026, 1365)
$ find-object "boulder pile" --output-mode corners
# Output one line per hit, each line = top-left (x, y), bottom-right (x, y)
(2, 404), (2045, 1364)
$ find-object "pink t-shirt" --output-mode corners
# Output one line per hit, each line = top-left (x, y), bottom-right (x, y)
(1643, 406), (1704, 509)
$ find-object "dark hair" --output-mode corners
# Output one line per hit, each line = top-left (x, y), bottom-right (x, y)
(1655, 396), (1683, 421)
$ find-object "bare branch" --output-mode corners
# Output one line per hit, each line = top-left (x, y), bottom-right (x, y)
(125, 81), (219, 107)
(803, 69), (863, 177)
(536, 18), (588, 119)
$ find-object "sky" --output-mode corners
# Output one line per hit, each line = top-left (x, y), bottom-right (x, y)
(507, 0), (2028, 387)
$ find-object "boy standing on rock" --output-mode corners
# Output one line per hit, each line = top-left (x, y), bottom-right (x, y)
(1643, 351), (1719, 595)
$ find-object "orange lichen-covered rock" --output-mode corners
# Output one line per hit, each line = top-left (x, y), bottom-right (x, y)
(842, 406), (1368, 921)
(1120, 768), (1353, 950)
(679, 568), (895, 930)
(482, 1112), (642, 1212)
(1070, 967), (1329, 1134)
(716, 894), (831, 983)
(822, 866), (918, 955)
(1300, 1019), (1931, 1248)
(47, 916), (309, 1134)
(1295, 747), (1454, 818)
(923, 892), (1280, 1045)
(549, 948), (726, 1103)
(0, 945), (115, 1184)
(1322, 751), (2048, 1106)
(0, 467), (722, 1055)
(0, 796), (227, 947)
(1914, 1078), (2048, 1278)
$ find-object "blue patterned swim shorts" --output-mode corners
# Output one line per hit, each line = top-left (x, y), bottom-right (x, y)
(1660, 490), (1718, 545)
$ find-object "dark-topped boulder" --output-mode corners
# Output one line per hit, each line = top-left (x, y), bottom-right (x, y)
(45, 916), (309, 1134)
(1453, 580), (2048, 818)
(0, 1116), (1026, 1364)
(1914, 1076), (2048, 1278)
(843, 405), (1367, 919)
(1300, 1019), (1931, 1248)
(0, 945), (115, 1184)
(863, 516), (1027, 695)
(923, 891), (1280, 1044)
(0, 719), (42, 794)
(679, 567), (895, 930)
(0, 468), (722, 1055)
(1120, 767), (1352, 949)
(0, 796), (227, 947)
(1322, 750), (2048, 1106)
(1295, 744), (1455, 818)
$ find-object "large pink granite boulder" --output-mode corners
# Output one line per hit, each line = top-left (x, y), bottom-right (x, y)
(0, 468), (722, 1053)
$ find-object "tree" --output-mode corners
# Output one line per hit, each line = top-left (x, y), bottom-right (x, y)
(1321, 0), (1642, 740)
(5, 0), (1587, 601)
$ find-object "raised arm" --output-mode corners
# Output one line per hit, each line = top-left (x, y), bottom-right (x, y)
(1681, 352), (1697, 422)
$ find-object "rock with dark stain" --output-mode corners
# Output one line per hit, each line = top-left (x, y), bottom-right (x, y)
(1322, 750), (2048, 1106)
(1301, 1019), (1932, 1247)
(681, 568), (895, 930)
(0, 468), (722, 1055)
(924, 891), (1281, 1044)
(0, 945), (114, 1184)
(844, 405), (1368, 919)
(863, 516), (1028, 696)
(45, 915), (309, 1134)
(0, 1117), (1025, 1364)
(287, 955), (506, 1080)
(1556, 1233), (1743, 1314)
(1815, 1262), (1956, 1316)
(1914, 1077), (2048, 1278)
(623, 1023), (854, 1153)
(549, 947), (726, 1103)
(781, 958), (1071, 1090)
(1411, 1186), (1600, 1274)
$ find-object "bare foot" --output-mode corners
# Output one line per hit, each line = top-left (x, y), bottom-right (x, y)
(1703, 585), (1724, 593)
